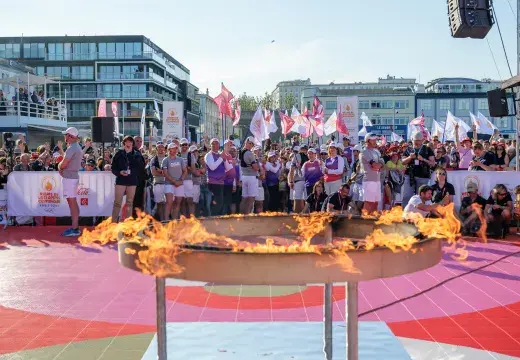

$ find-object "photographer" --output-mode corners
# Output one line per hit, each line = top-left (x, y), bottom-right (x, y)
(0, 157), (8, 189)
(485, 184), (513, 238)
(401, 132), (435, 207)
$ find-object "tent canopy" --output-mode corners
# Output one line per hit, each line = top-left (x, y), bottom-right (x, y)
(0, 74), (57, 87)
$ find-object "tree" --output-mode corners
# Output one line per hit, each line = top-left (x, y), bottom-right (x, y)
(236, 93), (258, 111)
(261, 92), (273, 110)
(283, 92), (297, 110)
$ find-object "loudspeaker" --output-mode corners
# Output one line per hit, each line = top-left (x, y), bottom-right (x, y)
(487, 89), (509, 117)
(448, 0), (494, 39)
(91, 117), (115, 143)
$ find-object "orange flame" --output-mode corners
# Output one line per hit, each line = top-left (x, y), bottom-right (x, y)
(45, 181), (53, 191)
(471, 203), (488, 242)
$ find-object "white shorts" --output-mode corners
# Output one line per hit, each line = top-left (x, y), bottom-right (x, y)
(255, 186), (265, 201)
(362, 181), (382, 203)
(153, 184), (166, 203)
(242, 175), (259, 198)
(292, 181), (306, 200)
(183, 180), (194, 198)
(62, 178), (78, 198)
(192, 184), (201, 204)
(324, 180), (342, 196)
(165, 184), (185, 198)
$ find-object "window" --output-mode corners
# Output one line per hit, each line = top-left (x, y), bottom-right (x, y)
(70, 84), (95, 98)
(381, 100), (393, 109)
(477, 99), (488, 110)
(496, 118), (509, 129)
(457, 99), (470, 110)
(359, 100), (369, 109)
(69, 103), (95, 117)
(46, 66), (70, 80)
(439, 99), (451, 110)
(393, 116), (409, 125)
(98, 84), (121, 98)
(370, 101), (381, 109)
(394, 100), (409, 109)
(419, 99), (432, 110)
(325, 101), (336, 110)
(71, 66), (94, 80)
(123, 84), (147, 98)
(22, 43), (45, 59)
(35, 66), (45, 76)
(1, 44), (21, 58)
(116, 43), (125, 58)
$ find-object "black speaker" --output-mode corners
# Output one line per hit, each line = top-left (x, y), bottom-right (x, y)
(487, 89), (509, 117)
(448, 0), (494, 39)
(91, 117), (115, 143)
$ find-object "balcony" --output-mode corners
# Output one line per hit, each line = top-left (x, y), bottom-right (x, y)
(45, 51), (155, 61)
(46, 90), (175, 102)
(0, 100), (67, 129)
(97, 72), (151, 81)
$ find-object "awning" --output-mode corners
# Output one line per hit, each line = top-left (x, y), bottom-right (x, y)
(0, 74), (57, 87)
(27, 125), (66, 134)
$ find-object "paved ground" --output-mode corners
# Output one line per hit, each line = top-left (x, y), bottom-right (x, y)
(1, 226), (520, 359)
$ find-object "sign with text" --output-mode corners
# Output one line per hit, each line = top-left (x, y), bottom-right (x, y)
(336, 96), (359, 144)
(162, 101), (184, 141)
(359, 125), (408, 140)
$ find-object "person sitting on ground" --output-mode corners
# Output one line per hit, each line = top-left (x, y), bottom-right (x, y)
(326, 182), (353, 214)
(459, 182), (487, 236)
(485, 184), (513, 238)
(304, 181), (327, 213)
(403, 184), (440, 220)
(430, 167), (455, 206)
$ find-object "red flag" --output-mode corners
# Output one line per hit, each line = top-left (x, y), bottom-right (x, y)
(233, 100), (241, 126)
(336, 105), (349, 135)
(264, 109), (272, 124)
(410, 115), (424, 126)
(309, 117), (324, 137)
(214, 94), (232, 117)
(111, 101), (118, 117)
(98, 99), (107, 117)
(279, 110), (295, 135)
(312, 96), (324, 120)
(301, 117), (312, 138)
(221, 83), (234, 103)
(302, 106), (309, 117)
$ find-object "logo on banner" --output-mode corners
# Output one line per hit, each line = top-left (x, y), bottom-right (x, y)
(167, 109), (180, 124)
(38, 176), (61, 213)
(77, 182), (89, 207)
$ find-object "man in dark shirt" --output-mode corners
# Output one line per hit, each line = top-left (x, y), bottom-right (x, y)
(459, 182), (487, 235)
(485, 184), (513, 237)
(469, 142), (496, 171)
(326, 183), (353, 214)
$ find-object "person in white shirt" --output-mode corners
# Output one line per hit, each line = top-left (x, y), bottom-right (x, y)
(403, 185), (440, 220)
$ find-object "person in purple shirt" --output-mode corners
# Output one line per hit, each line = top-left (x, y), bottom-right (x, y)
(302, 148), (324, 197)
(204, 138), (232, 216)
(222, 140), (237, 215)
(265, 151), (281, 211)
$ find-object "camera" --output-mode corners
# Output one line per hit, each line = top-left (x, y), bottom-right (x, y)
(3, 132), (14, 150)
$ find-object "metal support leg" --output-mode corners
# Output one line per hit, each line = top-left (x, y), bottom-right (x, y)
(323, 283), (333, 360)
(156, 277), (167, 360)
(347, 281), (359, 360)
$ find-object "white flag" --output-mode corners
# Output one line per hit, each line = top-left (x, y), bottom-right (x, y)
(360, 112), (372, 127)
(153, 100), (161, 121)
(290, 106), (306, 135)
(431, 119), (445, 139)
(114, 117), (120, 136)
(358, 126), (367, 138)
(250, 105), (268, 143)
(390, 132), (403, 143)
(324, 111), (338, 136)
(140, 107), (146, 139)
(268, 109), (278, 133)
(445, 111), (468, 141)
(475, 112), (497, 135)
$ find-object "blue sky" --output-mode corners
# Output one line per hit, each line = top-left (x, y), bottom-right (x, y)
(3, 0), (518, 97)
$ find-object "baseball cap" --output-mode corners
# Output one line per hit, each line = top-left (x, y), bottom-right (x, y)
(307, 147), (317, 154)
(364, 133), (378, 142)
(466, 182), (478, 193)
(268, 151), (277, 158)
(300, 144), (308, 149)
(224, 139), (234, 145)
(293, 146), (300, 152)
(328, 142), (338, 148)
(86, 159), (96, 166)
(189, 145), (198, 152)
(156, 141), (165, 147)
(462, 137), (472, 143)
(180, 138), (189, 145)
(253, 146), (262, 151)
(62, 127), (79, 137)
(320, 145), (328, 153)
(245, 136), (255, 144)
(167, 143), (178, 150)
(353, 144), (362, 152)
(210, 138), (220, 144)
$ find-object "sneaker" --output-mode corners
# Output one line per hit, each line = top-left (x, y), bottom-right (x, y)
(62, 228), (81, 237)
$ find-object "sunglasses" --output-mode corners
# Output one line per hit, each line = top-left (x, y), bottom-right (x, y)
(498, 192), (507, 197)
(438, 173), (447, 176)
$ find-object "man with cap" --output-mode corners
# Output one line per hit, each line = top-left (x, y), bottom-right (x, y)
(150, 141), (167, 221)
(240, 136), (260, 214)
(459, 181), (487, 235)
(205, 138), (231, 216)
(360, 133), (385, 213)
(179, 138), (197, 216)
(58, 127), (83, 237)
(401, 131), (435, 207)
(162, 142), (187, 220)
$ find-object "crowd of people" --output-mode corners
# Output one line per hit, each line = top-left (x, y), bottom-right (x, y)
(0, 127), (519, 238)
(0, 87), (64, 118)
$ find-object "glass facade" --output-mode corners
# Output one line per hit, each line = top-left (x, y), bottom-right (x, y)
(0, 44), (21, 58)
(22, 43), (45, 59)
(71, 66), (94, 80)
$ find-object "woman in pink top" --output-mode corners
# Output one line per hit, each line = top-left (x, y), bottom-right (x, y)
(454, 123), (475, 169)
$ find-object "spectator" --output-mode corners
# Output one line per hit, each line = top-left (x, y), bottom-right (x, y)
(494, 142), (510, 170)
(402, 132), (435, 207)
(13, 153), (31, 171)
(326, 182), (353, 214)
(485, 184), (513, 238)
(506, 147), (517, 170)
(430, 167), (455, 205)
(265, 151), (281, 212)
(0, 157), (8, 189)
(434, 145), (449, 169)
(403, 185), (439, 220)
(82, 159), (97, 171)
(304, 181), (327, 213)
(459, 182), (487, 236)
(360, 133), (384, 213)
(469, 142), (496, 171)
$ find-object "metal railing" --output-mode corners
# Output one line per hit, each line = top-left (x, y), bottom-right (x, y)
(0, 100), (67, 121)
(46, 90), (175, 101)
(97, 72), (151, 81)
(45, 51), (155, 61)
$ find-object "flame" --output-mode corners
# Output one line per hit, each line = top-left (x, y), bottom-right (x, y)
(471, 203), (488, 242)
(45, 180), (53, 191)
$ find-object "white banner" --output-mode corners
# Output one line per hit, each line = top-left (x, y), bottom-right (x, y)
(162, 101), (184, 142)
(337, 96), (359, 144)
(7, 172), (116, 217)
(0, 189), (7, 225)
(430, 171), (520, 209)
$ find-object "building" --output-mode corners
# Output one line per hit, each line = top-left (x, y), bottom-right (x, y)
(301, 76), (421, 140)
(0, 58), (33, 97)
(271, 78), (311, 110)
(416, 77), (516, 138)
(196, 90), (219, 141)
(0, 35), (200, 140)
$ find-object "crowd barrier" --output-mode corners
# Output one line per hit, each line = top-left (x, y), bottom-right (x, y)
(430, 170), (520, 208)
(6, 172), (116, 217)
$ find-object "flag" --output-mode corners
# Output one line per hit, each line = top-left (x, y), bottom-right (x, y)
(312, 96), (324, 120)
(323, 111), (337, 136)
(264, 108), (278, 133)
(445, 111), (469, 141)
(214, 94), (232, 117)
(140, 107), (146, 139)
(98, 99), (106, 117)
(250, 105), (268, 143)
(360, 112), (372, 127)
(153, 100), (161, 121)
(410, 115), (424, 126)
(407, 115), (426, 140)
(279, 110), (295, 135)
(358, 126), (367, 138)
(290, 106), (306, 135)
(233, 100), (241, 126)
(221, 83), (234, 103)
(336, 105), (349, 135)
(473, 112), (496, 135)
(302, 106), (309, 117)
(111, 101), (118, 117)
(390, 132), (403, 143)
(308, 116), (324, 136)
(111, 101), (119, 136)
(431, 119), (445, 139)
(269, 110), (278, 133)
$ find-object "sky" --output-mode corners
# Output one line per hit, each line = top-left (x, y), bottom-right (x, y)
(3, 0), (519, 97)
